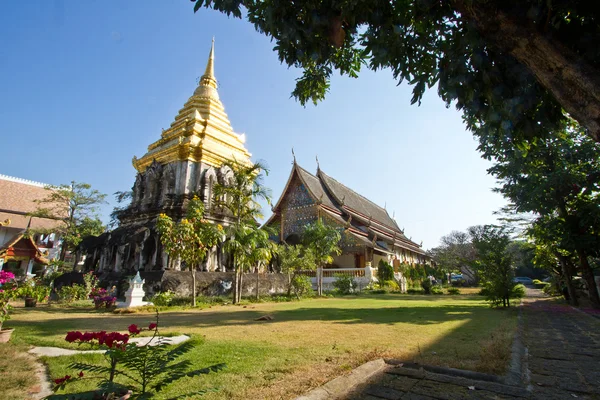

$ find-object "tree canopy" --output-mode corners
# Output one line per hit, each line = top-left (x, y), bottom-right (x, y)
(193, 0), (600, 144)
(29, 181), (106, 261)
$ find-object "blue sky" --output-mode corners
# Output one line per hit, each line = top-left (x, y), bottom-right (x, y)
(0, 1), (506, 249)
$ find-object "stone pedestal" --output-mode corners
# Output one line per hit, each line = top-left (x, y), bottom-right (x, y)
(117, 272), (152, 308)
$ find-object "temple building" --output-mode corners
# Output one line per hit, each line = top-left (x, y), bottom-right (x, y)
(265, 161), (428, 275)
(0, 174), (60, 275)
(78, 40), (251, 273)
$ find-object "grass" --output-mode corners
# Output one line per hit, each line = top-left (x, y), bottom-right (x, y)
(0, 342), (40, 400)
(8, 293), (517, 399)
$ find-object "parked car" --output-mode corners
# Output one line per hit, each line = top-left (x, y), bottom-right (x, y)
(514, 277), (534, 285)
(450, 273), (463, 282)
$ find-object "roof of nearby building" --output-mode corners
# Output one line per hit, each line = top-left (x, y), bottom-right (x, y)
(317, 170), (401, 232)
(268, 163), (425, 254)
(0, 174), (61, 230)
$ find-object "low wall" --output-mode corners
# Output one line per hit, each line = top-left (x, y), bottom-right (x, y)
(142, 271), (288, 298)
(55, 271), (289, 298)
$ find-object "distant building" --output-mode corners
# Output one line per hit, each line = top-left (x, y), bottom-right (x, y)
(0, 174), (62, 275)
(265, 162), (429, 286)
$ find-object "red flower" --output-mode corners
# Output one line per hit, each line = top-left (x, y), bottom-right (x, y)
(148, 323), (157, 330)
(78, 371), (84, 378)
(128, 324), (141, 335)
(65, 331), (83, 343)
(81, 332), (94, 342)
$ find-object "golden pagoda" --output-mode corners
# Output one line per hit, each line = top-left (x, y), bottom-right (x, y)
(132, 39), (251, 172)
(78, 40), (253, 273)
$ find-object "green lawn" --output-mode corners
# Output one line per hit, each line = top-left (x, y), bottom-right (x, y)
(7, 294), (517, 399)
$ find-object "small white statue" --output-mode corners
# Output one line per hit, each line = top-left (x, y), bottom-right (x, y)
(118, 271), (152, 308)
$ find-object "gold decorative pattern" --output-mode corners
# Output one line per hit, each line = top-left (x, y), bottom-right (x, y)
(132, 40), (251, 172)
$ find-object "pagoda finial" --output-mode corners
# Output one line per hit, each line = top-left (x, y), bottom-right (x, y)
(197, 38), (217, 90)
(292, 147), (296, 164)
(316, 155), (320, 171)
(204, 37), (215, 78)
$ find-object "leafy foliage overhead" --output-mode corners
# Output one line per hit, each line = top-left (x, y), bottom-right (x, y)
(193, 0), (600, 143)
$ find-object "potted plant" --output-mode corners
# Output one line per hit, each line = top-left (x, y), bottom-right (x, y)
(19, 280), (50, 308)
(0, 271), (18, 342)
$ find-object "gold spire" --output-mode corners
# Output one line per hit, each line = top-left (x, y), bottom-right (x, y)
(198, 38), (217, 90)
(133, 38), (251, 173)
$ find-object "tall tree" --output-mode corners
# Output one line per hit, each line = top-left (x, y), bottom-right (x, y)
(29, 181), (106, 261)
(487, 122), (600, 308)
(469, 225), (517, 308)
(192, 1), (600, 143)
(429, 230), (477, 283)
(213, 160), (271, 304)
(302, 219), (342, 296)
(223, 225), (273, 302)
(276, 244), (316, 297)
(156, 197), (221, 307)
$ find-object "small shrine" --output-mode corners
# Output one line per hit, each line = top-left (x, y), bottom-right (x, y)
(117, 272), (151, 308)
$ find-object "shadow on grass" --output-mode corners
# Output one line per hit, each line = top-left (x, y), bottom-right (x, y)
(9, 303), (494, 347)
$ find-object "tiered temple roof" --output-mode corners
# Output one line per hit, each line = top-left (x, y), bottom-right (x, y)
(132, 39), (251, 172)
(267, 163), (425, 255)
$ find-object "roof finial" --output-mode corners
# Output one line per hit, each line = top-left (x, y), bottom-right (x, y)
(316, 155), (320, 171)
(205, 37), (215, 77)
(384, 201), (387, 210)
(198, 38), (217, 90)
(292, 147), (296, 164)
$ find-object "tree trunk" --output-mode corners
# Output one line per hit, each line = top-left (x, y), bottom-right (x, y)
(455, 2), (600, 142)
(59, 242), (68, 262)
(232, 266), (239, 304)
(577, 250), (600, 309)
(317, 266), (323, 296)
(255, 266), (260, 300)
(238, 270), (244, 303)
(558, 256), (578, 307)
(192, 267), (196, 307)
(287, 271), (292, 297)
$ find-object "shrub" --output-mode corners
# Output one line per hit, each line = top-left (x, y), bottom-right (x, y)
(377, 260), (395, 282)
(543, 283), (560, 296)
(511, 283), (526, 299)
(421, 279), (432, 294)
(431, 285), (443, 295)
(82, 272), (99, 298)
(406, 288), (424, 294)
(58, 284), (87, 303)
(379, 280), (399, 291)
(333, 274), (356, 295)
(532, 279), (543, 285)
(447, 287), (461, 295)
(291, 275), (313, 298)
(151, 291), (175, 307)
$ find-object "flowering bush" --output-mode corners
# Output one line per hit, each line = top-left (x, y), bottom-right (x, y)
(0, 271), (15, 285)
(54, 313), (225, 397)
(0, 271), (17, 330)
